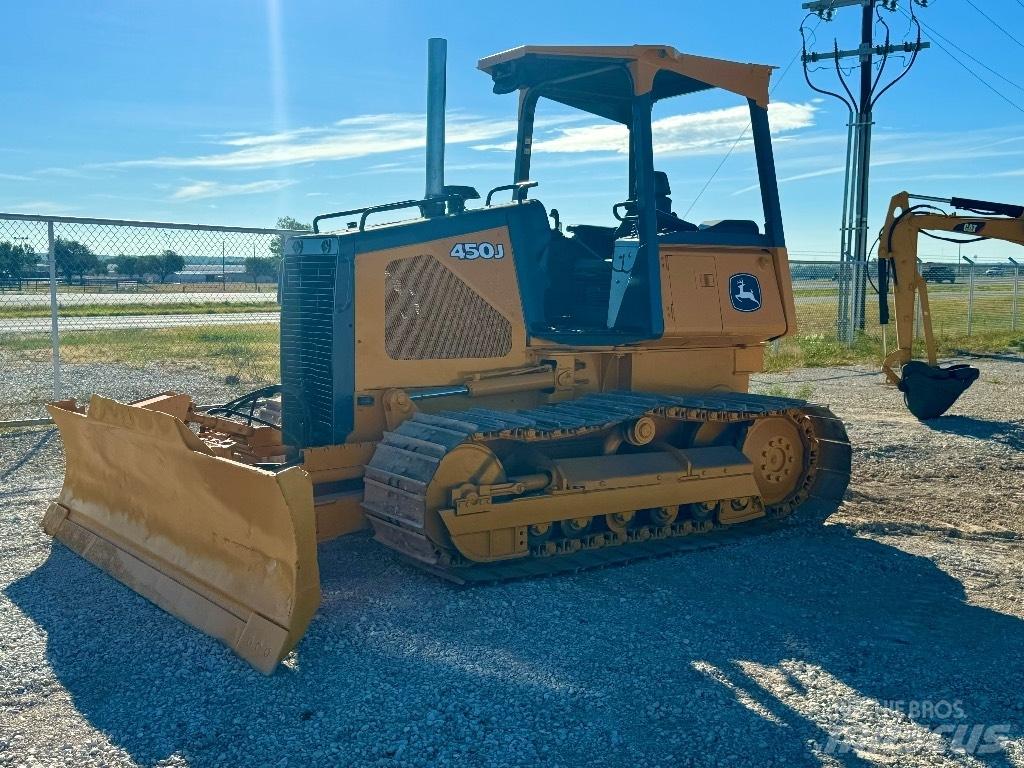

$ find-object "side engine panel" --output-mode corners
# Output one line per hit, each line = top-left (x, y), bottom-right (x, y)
(282, 202), (550, 448)
(353, 224), (528, 392)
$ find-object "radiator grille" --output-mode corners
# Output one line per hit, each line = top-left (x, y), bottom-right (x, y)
(384, 255), (512, 360)
(280, 251), (335, 446)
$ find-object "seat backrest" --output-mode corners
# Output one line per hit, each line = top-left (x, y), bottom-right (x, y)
(654, 171), (672, 213)
(654, 171), (672, 197)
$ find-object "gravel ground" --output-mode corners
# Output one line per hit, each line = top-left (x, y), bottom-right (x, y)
(0, 352), (257, 422)
(1, 356), (1023, 767)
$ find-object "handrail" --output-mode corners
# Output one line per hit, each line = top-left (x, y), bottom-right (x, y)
(359, 199), (434, 231)
(312, 206), (372, 234)
(313, 191), (469, 234)
(485, 180), (538, 207)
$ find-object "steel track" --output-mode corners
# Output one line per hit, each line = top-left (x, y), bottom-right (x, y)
(362, 391), (851, 584)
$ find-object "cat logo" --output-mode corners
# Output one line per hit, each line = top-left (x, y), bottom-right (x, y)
(729, 273), (761, 312)
(953, 221), (986, 235)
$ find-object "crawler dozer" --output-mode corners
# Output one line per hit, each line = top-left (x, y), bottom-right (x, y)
(44, 42), (854, 673)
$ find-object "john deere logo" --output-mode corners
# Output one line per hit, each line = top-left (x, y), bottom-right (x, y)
(729, 273), (761, 312)
(291, 239), (304, 254)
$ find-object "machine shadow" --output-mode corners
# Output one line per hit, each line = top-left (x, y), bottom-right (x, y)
(0, 428), (56, 484)
(6, 523), (1023, 766)
(925, 415), (1024, 452)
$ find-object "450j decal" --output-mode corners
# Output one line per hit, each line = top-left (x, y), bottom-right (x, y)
(449, 242), (505, 260)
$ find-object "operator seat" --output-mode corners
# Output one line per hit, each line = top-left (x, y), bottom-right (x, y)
(654, 170), (673, 214)
(653, 171), (697, 234)
(614, 171), (697, 238)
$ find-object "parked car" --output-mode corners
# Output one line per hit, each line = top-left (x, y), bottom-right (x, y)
(921, 264), (956, 284)
(789, 264), (838, 281)
(984, 267), (1005, 277)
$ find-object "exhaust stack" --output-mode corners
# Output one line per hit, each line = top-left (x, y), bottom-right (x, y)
(425, 38), (447, 207)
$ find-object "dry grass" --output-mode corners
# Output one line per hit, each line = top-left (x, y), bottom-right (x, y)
(0, 301), (278, 319)
(0, 324), (280, 382)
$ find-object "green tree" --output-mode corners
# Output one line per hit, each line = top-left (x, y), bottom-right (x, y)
(0, 241), (36, 280)
(136, 254), (160, 280)
(270, 216), (312, 259)
(244, 255), (279, 288)
(54, 238), (100, 282)
(113, 254), (139, 277)
(156, 249), (185, 282)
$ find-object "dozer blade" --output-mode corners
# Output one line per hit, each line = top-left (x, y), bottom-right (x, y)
(43, 396), (320, 674)
(899, 361), (980, 420)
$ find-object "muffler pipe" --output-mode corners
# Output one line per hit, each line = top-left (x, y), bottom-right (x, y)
(424, 37), (447, 214)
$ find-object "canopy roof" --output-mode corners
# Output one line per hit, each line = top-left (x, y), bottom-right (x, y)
(478, 45), (774, 123)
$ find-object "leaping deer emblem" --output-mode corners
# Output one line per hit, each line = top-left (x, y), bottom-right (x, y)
(733, 278), (760, 308)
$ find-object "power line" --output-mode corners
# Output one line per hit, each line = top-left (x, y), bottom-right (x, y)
(962, 0), (1024, 50)
(914, 14), (1024, 93)
(904, 8), (1024, 114)
(682, 17), (821, 219)
(680, 126), (749, 219)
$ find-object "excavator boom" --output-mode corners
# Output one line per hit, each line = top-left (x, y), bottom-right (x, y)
(877, 191), (1024, 418)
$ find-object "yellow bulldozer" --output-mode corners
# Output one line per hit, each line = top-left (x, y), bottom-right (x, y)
(45, 41), (964, 674)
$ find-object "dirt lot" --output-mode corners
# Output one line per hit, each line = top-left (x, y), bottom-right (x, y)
(1, 357), (1022, 767)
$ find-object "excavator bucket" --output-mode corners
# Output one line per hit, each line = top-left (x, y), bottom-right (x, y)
(43, 396), (320, 673)
(898, 361), (980, 420)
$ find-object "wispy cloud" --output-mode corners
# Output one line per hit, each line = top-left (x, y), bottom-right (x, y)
(1, 200), (78, 215)
(33, 167), (97, 179)
(473, 102), (819, 156)
(170, 179), (297, 201)
(108, 113), (518, 170)
(733, 165), (846, 195)
(0, 173), (32, 182)
(730, 123), (1024, 195)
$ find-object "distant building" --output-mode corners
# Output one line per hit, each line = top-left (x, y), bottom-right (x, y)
(176, 264), (250, 284)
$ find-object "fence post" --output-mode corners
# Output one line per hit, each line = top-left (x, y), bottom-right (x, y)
(47, 221), (62, 401)
(966, 262), (975, 337)
(1012, 265), (1020, 332)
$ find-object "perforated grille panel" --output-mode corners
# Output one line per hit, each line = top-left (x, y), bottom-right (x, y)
(280, 250), (335, 447)
(385, 255), (512, 360)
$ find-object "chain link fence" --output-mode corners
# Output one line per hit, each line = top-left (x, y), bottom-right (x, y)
(786, 259), (1022, 367)
(1, 213), (1021, 422)
(0, 213), (301, 422)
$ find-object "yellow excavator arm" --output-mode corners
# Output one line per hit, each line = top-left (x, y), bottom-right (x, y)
(876, 191), (1024, 418)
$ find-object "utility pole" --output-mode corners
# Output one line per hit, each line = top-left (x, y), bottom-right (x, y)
(801, 0), (929, 342)
(851, 2), (875, 337)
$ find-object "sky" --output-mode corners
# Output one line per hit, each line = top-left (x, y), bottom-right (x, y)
(2, 0), (1023, 262)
